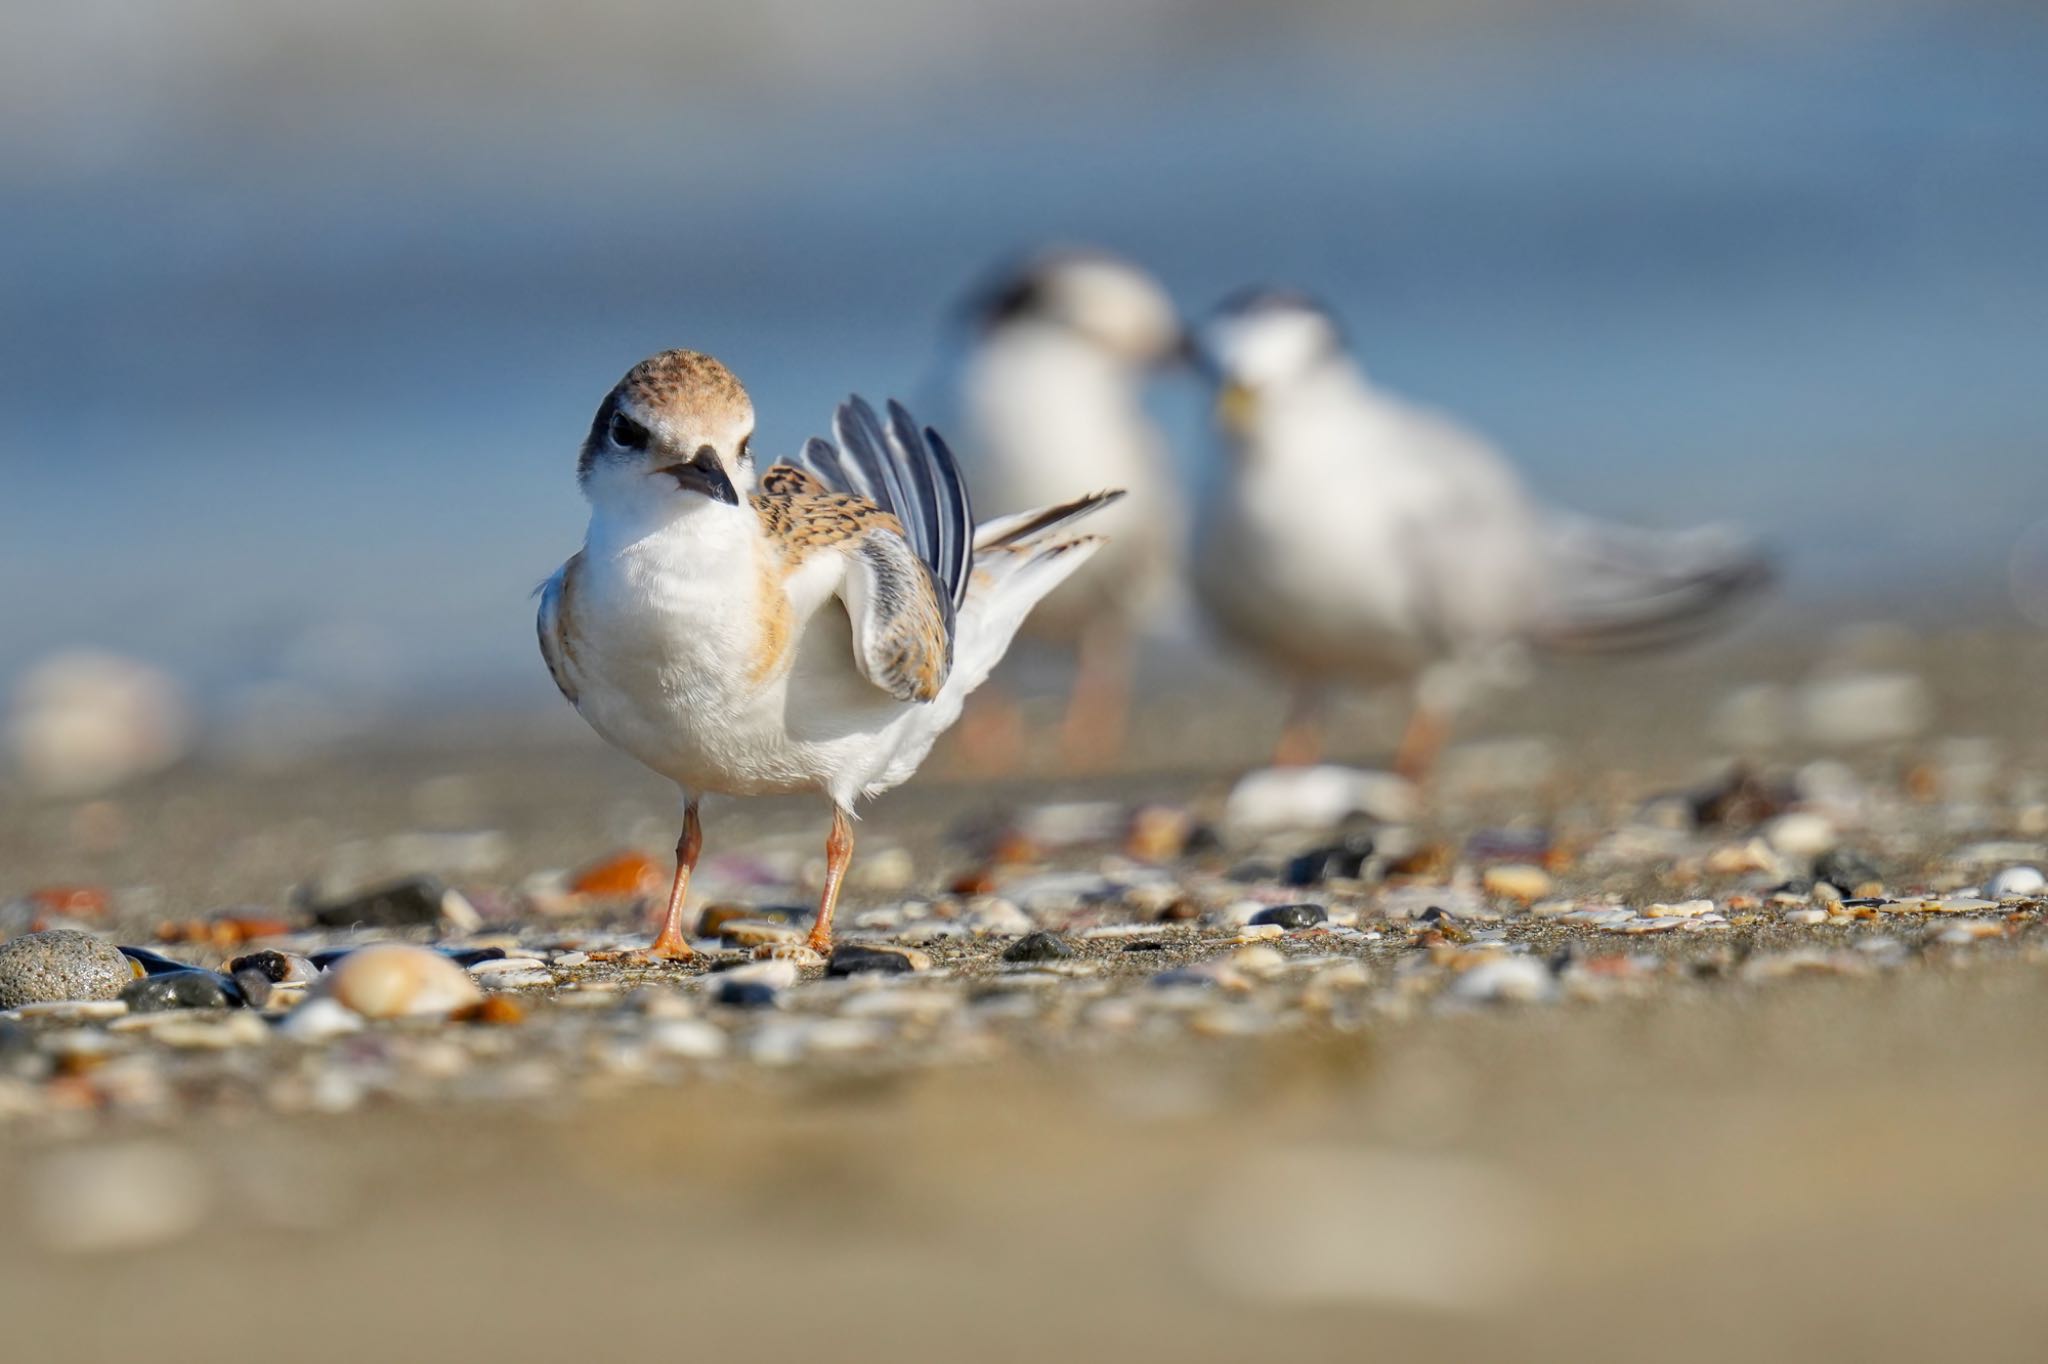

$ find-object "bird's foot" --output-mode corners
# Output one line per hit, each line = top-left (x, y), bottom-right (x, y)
(622, 934), (694, 965)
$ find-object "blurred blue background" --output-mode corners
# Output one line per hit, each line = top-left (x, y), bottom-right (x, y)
(2, 0), (2044, 728)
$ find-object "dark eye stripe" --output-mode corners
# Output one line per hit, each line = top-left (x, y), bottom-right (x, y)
(610, 412), (650, 451)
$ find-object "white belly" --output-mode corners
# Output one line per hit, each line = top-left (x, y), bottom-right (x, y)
(561, 522), (932, 804)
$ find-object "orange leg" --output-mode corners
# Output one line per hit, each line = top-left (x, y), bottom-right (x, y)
(1271, 685), (1325, 767)
(645, 799), (701, 960)
(1059, 617), (1133, 771)
(806, 805), (854, 955)
(1392, 705), (1449, 784)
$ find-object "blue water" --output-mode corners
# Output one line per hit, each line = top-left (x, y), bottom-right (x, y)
(2, 8), (2044, 711)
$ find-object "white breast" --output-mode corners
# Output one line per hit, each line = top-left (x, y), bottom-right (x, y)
(958, 324), (1183, 633)
(557, 502), (945, 806)
(1195, 372), (1547, 684)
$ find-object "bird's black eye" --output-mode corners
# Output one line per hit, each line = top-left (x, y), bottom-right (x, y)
(738, 434), (752, 463)
(609, 412), (649, 451)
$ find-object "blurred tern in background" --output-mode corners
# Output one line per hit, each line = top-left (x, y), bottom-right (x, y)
(1191, 291), (1772, 779)
(539, 349), (1121, 958)
(952, 248), (1186, 766)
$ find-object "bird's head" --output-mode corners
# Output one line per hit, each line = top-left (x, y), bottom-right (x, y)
(969, 248), (1184, 369)
(1194, 290), (1350, 436)
(578, 349), (758, 517)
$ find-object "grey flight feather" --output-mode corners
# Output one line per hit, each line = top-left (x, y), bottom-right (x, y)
(794, 396), (976, 621)
(1535, 515), (1775, 654)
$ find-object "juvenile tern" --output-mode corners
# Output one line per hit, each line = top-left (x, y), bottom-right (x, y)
(540, 349), (1121, 957)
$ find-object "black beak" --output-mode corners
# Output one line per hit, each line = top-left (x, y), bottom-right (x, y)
(1174, 331), (1215, 380)
(658, 444), (739, 506)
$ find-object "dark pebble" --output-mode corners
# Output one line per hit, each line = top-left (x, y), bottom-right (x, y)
(227, 950), (316, 984)
(120, 969), (240, 1012)
(1151, 969), (1219, 989)
(118, 945), (198, 976)
(309, 876), (449, 929)
(826, 945), (915, 977)
(1250, 903), (1327, 930)
(1465, 828), (1553, 864)
(308, 944), (504, 971)
(1813, 850), (1881, 890)
(1002, 931), (1075, 963)
(715, 979), (781, 1009)
(438, 946), (508, 969)
(1120, 940), (1166, 953)
(1287, 835), (1376, 886)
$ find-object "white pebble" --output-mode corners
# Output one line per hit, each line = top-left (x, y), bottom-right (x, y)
(647, 1018), (726, 1059)
(468, 957), (549, 976)
(1987, 865), (2046, 900)
(278, 997), (366, 1041)
(1450, 957), (1556, 1004)
(1763, 812), (1837, 858)
(1223, 765), (1417, 836)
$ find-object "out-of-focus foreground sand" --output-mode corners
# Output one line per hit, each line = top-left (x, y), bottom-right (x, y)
(0, 627), (2044, 1362)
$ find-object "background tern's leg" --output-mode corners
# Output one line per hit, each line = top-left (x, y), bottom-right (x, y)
(1271, 683), (1326, 767)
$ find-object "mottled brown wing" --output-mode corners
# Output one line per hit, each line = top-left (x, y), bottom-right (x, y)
(758, 464), (828, 497)
(752, 491), (953, 704)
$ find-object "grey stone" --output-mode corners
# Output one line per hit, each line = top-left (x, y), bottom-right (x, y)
(0, 930), (133, 1009)
(1002, 932), (1076, 963)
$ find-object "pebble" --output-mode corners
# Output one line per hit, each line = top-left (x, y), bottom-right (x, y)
(1812, 849), (1881, 892)
(1986, 865), (2047, 900)
(751, 943), (825, 966)
(718, 919), (803, 948)
(1449, 956), (1557, 1004)
(120, 969), (239, 1012)
(1223, 765), (1417, 836)
(715, 979), (782, 1009)
(826, 944), (931, 977)
(1286, 834), (1376, 886)
(0, 930), (134, 1008)
(468, 957), (550, 977)
(228, 950), (319, 985)
(1644, 899), (1717, 919)
(1229, 945), (1289, 979)
(568, 849), (661, 898)
(309, 876), (473, 931)
(1480, 864), (1552, 904)
(277, 998), (365, 1041)
(312, 943), (483, 1020)
(475, 968), (555, 989)
(1248, 904), (1326, 930)
(1002, 931), (1076, 963)
(147, 1012), (270, 1049)
(119, 945), (196, 976)
(1934, 921), (2006, 944)
(647, 1018), (727, 1059)
(13, 999), (127, 1022)
(1764, 812), (1838, 858)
